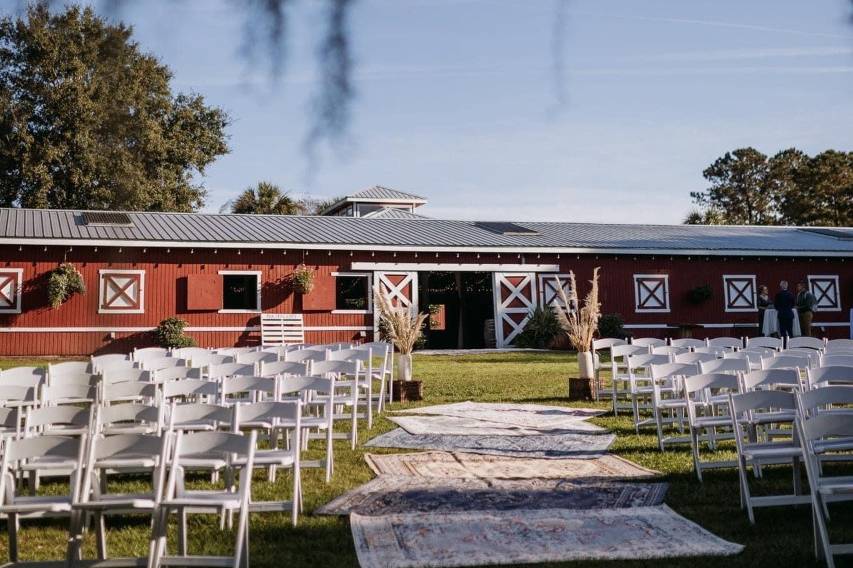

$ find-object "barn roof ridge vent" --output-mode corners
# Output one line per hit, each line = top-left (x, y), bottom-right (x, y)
(80, 211), (134, 227)
(474, 221), (540, 236)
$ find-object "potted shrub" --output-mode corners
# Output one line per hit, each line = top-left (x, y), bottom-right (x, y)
(291, 264), (315, 294)
(374, 288), (428, 402)
(154, 317), (196, 348)
(47, 263), (86, 308)
(514, 306), (561, 349)
(554, 268), (601, 400)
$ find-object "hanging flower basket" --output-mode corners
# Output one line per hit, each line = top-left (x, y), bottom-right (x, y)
(291, 265), (315, 294)
(47, 263), (86, 308)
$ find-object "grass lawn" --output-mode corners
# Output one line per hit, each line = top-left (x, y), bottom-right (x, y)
(1, 352), (850, 567)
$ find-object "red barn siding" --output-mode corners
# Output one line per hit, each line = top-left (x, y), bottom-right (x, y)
(0, 245), (849, 355)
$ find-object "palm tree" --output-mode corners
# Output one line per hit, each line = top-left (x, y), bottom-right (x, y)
(228, 182), (304, 215)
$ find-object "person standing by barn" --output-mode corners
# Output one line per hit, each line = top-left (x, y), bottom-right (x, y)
(774, 281), (796, 339)
(757, 285), (772, 335)
(796, 281), (817, 337)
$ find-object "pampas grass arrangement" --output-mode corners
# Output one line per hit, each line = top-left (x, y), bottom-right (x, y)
(554, 267), (601, 353)
(374, 288), (428, 355)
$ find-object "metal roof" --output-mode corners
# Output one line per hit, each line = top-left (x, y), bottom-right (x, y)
(348, 186), (427, 202)
(362, 207), (430, 220)
(0, 207), (852, 256)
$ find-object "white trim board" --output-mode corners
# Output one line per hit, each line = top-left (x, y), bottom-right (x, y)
(353, 262), (560, 272)
(3, 237), (849, 257)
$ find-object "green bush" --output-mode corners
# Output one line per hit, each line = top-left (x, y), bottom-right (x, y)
(154, 317), (196, 348)
(687, 284), (713, 305)
(514, 306), (561, 349)
(47, 263), (86, 308)
(598, 313), (629, 339)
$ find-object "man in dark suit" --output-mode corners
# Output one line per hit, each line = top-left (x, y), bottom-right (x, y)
(774, 280), (796, 338)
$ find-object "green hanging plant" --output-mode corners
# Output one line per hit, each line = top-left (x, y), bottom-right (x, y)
(291, 264), (315, 294)
(47, 263), (86, 308)
(154, 317), (196, 348)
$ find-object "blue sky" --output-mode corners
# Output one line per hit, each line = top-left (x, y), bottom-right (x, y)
(17, 1), (853, 222)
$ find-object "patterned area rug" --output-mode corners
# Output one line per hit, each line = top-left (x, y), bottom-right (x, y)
(316, 476), (668, 516)
(364, 451), (661, 480)
(396, 401), (605, 431)
(364, 428), (615, 459)
(351, 505), (744, 568)
(389, 414), (606, 436)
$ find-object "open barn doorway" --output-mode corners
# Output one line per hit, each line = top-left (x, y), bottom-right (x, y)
(419, 272), (494, 349)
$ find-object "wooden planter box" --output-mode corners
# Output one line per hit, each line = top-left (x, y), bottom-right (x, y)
(392, 380), (423, 402)
(568, 377), (595, 401)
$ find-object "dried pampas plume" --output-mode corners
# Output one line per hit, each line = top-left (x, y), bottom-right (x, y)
(374, 288), (428, 355)
(554, 268), (601, 352)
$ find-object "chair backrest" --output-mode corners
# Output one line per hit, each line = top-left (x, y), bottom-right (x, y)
(326, 348), (372, 363)
(234, 400), (301, 428)
(161, 379), (219, 400)
(626, 353), (670, 371)
(1, 366), (46, 388)
(592, 338), (627, 351)
(219, 376), (276, 402)
(171, 347), (212, 361)
(207, 362), (255, 379)
(284, 349), (328, 363)
(674, 352), (718, 365)
(0, 384), (36, 406)
(101, 380), (158, 404)
(820, 354), (853, 368)
(707, 337), (743, 350)
(741, 369), (801, 391)
(611, 344), (649, 361)
(700, 357), (750, 375)
(651, 345), (688, 356)
(692, 346), (727, 356)
(278, 375), (335, 397)
(102, 367), (150, 385)
(0, 406), (20, 430)
(133, 347), (170, 363)
(25, 405), (91, 432)
(259, 360), (309, 378)
(650, 362), (699, 380)
(48, 361), (93, 380)
(670, 338), (705, 349)
(684, 372), (740, 396)
(235, 351), (278, 365)
(797, 386), (853, 418)
(730, 389), (797, 415)
(799, 414), (853, 456)
(98, 403), (162, 431)
(96, 358), (138, 376)
(825, 339), (853, 353)
(786, 336), (825, 351)
(1, 434), (83, 464)
(761, 355), (810, 371)
(152, 366), (202, 382)
(142, 356), (188, 371)
(187, 352), (235, 368)
(783, 348), (821, 367)
(310, 359), (362, 377)
(746, 336), (782, 350)
(48, 370), (101, 387)
(630, 337), (666, 347)
(41, 383), (98, 405)
(215, 346), (260, 356)
(91, 353), (131, 373)
(806, 366), (853, 389)
(167, 402), (233, 432)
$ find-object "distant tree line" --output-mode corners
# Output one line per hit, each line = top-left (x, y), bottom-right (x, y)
(226, 182), (342, 216)
(686, 147), (852, 227)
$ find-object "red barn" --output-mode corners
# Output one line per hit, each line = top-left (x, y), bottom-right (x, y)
(0, 186), (850, 356)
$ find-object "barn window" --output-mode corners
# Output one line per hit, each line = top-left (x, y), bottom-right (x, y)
(723, 275), (757, 312)
(633, 274), (670, 313)
(539, 274), (573, 310)
(0, 269), (23, 314)
(808, 275), (841, 312)
(219, 271), (261, 312)
(333, 272), (372, 313)
(99, 270), (144, 314)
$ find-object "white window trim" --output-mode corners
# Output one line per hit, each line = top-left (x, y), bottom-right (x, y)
(331, 271), (373, 314)
(538, 273), (573, 309)
(723, 274), (757, 313)
(0, 268), (24, 314)
(633, 274), (670, 313)
(218, 270), (262, 314)
(98, 269), (145, 314)
(807, 274), (841, 312)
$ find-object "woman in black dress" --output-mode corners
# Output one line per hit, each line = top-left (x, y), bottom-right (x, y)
(757, 285), (772, 336)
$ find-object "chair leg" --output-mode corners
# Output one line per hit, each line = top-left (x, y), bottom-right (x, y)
(7, 512), (18, 563)
(691, 428), (703, 482)
(654, 409), (666, 452)
(812, 497), (835, 568)
(234, 506), (251, 568)
(178, 507), (188, 556)
(96, 513), (108, 559)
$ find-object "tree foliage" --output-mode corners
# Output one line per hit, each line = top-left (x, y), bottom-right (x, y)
(0, 5), (228, 211)
(687, 147), (853, 226)
(230, 181), (304, 215)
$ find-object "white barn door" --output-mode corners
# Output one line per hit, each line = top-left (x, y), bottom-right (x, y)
(373, 271), (419, 338)
(492, 272), (537, 348)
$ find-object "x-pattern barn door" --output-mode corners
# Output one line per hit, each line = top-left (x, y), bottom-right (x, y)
(493, 272), (537, 347)
(99, 270), (144, 314)
(373, 271), (419, 337)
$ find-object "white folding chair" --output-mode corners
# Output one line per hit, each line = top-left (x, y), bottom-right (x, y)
(650, 362), (698, 451)
(652, 345), (689, 357)
(132, 347), (170, 363)
(167, 402), (233, 434)
(797, 412), (853, 567)
(761, 355), (811, 372)
(102, 367), (150, 387)
(171, 347), (212, 361)
(807, 366), (853, 390)
(784, 348), (822, 368)
(670, 338), (705, 349)
(741, 369), (802, 393)
(684, 372), (740, 480)
(592, 338), (626, 400)
(707, 337), (744, 351)
(279, 375), (336, 482)
(187, 352), (235, 372)
(235, 350), (278, 367)
(327, 348), (378, 426)
(625, 353), (670, 433)
(150, 431), (257, 568)
(258, 360), (309, 379)
(675, 352), (718, 365)
(631, 337), (666, 348)
(0, 435), (86, 565)
(97, 403), (163, 435)
(219, 375), (276, 406)
(355, 341), (393, 410)
(821, 354), (853, 368)
(161, 378), (219, 404)
(0, 366), (47, 390)
(747, 336), (783, 350)
(825, 339), (853, 353)
(701, 357), (750, 376)
(609, 344), (649, 415)
(311, 359), (367, 449)
(91, 353), (132, 374)
(728, 390), (809, 524)
(214, 346), (260, 357)
(100, 380), (159, 406)
(787, 336), (825, 351)
(152, 366), (202, 384)
(142, 356), (188, 372)
(207, 362), (255, 381)
(47, 361), (94, 383)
